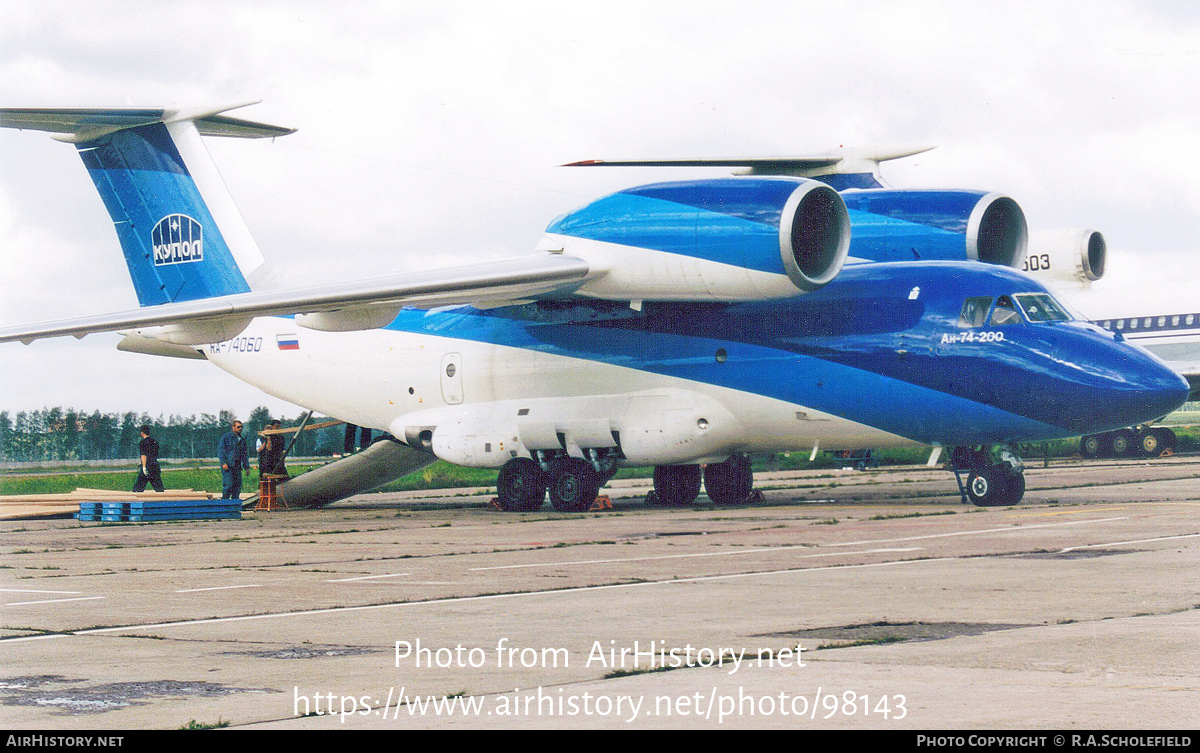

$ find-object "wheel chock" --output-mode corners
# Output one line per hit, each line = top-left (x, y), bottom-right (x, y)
(488, 497), (504, 510)
(588, 495), (614, 511)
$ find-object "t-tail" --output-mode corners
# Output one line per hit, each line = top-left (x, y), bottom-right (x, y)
(0, 102), (294, 305)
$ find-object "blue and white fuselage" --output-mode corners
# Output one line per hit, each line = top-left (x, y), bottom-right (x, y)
(203, 260), (1186, 469)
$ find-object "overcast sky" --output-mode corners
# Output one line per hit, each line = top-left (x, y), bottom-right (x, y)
(1, 0), (1198, 420)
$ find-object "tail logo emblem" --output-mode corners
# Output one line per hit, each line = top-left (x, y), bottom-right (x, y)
(151, 214), (203, 265)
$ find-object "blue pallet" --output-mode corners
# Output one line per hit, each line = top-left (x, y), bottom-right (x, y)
(75, 511), (242, 522)
(78, 502), (241, 513)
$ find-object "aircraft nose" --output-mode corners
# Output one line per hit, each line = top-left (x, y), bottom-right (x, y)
(1080, 346), (1191, 434)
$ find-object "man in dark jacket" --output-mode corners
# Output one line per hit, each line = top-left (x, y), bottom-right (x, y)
(132, 425), (164, 492)
(257, 419), (288, 477)
(218, 419), (250, 500)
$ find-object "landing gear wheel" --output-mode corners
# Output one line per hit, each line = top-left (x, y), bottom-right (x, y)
(1138, 430), (1161, 457)
(1147, 426), (1176, 455)
(652, 465), (702, 507)
(1080, 434), (1103, 459)
(1107, 429), (1135, 458)
(1002, 469), (1025, 506)
(966, 465), (1024, 507)
(548, 457), (600, 513)
(496, 458), (547, 511)
(704, 455), (754, 506)
(966, 467), (997, 506)
(965, 465), (1020, 507)
(1152, 427), (1177, 453)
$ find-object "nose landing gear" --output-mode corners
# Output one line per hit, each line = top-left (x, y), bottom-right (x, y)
(950, 445), (1025, 507)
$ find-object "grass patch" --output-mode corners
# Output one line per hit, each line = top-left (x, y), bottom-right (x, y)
(180, 718), (230, 730)
(816, 636), (907, 650)
(604, 665), (681, 679)
(0, 465), (322, 495)
(869, 510), (957, 521)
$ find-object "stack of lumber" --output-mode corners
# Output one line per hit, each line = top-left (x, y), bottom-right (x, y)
(0, 488), (221, 521)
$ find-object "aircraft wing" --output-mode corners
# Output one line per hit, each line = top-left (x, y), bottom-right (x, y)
(563, 146), (936, 176)
(564, 156), (845, 171)
(0, 254), (590, 345)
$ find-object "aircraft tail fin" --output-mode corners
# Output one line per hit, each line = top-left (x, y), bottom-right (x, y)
(0, 102), (294, 306)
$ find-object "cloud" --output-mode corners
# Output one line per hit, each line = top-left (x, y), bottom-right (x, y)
(2, 1), (1199, 416)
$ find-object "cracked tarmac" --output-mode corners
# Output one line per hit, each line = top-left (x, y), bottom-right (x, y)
(2, 457), (1198, 729)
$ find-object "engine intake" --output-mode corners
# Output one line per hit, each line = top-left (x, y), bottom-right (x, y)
(1025, 228), (1106, 285)
(840, 189), (1028, 269)
(783, 181), (849, 289)
(543, 177), (850, 301)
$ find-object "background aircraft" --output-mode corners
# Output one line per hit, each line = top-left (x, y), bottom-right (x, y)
(0, 106), (1189, 509)
(1032, 267), (1198, 457)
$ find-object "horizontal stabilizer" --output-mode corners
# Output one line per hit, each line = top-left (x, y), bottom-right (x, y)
(0, 102), (295, 141)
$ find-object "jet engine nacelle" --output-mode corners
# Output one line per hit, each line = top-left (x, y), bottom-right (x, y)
(541, 177), (850, 302)
(1024, 228), (1106, 286)
(840, 190), (1028, 268)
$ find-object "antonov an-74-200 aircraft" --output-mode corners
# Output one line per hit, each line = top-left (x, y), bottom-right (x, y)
(0, 103), (1189, 510)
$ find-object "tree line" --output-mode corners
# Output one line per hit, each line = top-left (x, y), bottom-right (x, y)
(0, 407), (345, 462)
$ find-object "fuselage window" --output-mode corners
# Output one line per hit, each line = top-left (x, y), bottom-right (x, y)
(958, 297), (993, 328)
(1115, 319), (1125, 329)
(1172, 316), (1180, 326)
(989, 295), (1022, 326)
(1188, 315), (1196, 326)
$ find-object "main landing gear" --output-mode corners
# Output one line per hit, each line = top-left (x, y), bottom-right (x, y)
(648, 454), (760, 507)
(495, 452), (618, 513)
(949, 445), (1026, 507)
(496, 452), (763, 512)
(649, 464), (702, 506)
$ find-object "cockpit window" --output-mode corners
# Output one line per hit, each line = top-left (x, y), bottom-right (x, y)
(989, 295), (1022, 326)
(958, 297), (993, 328)
(1013, 293), (1072, 323)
